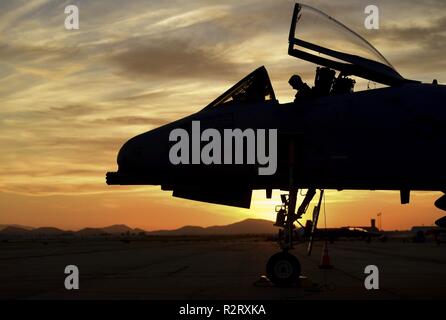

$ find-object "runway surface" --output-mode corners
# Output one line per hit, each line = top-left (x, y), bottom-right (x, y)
(1, 237), (446, 299)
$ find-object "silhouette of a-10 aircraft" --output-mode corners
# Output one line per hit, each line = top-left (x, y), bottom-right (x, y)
(107, 3), (446, 286)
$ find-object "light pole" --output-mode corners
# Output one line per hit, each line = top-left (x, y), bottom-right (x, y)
(377, 212), (382, 231)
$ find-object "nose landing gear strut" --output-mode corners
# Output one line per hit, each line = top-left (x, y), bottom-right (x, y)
(266, 188), (324, 286)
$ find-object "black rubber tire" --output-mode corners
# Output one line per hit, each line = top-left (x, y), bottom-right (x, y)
(266, 251), (301, 287)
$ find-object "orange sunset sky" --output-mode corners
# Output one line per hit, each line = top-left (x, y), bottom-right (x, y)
(1, 0), (446, 231)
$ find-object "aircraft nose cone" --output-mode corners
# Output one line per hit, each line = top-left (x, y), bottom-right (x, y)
(106, 137), (144, 185)
(116, 152), (128, 173)
(117, 139), (141, 172)
(106, 124), (170, 186)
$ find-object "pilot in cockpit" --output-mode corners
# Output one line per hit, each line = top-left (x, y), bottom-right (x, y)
(288, 74), (312, 101)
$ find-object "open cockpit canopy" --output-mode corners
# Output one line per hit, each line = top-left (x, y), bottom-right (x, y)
(288, 3), (415, 86)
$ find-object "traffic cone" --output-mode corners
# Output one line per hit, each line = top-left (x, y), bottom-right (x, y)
(319, 241), (334, 269)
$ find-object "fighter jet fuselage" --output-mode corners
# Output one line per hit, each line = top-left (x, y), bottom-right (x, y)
(107, 81), (446, 208)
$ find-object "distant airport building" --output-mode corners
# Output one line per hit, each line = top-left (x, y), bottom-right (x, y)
(410, 226), (438, 234)
(352, 219), (379, 233)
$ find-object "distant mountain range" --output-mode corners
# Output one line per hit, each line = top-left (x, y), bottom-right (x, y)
(0, 219), (275, 238)
(0, 224), (34, 231)
(147, 219), (276, 235)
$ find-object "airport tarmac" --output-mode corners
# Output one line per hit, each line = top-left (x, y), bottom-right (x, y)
(1, 237), (446, 299)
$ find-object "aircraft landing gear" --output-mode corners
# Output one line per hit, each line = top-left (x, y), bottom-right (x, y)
(267, 188), (320, 286)
(266, 251), (301, 287)
(267, 188), (301, 286)
(264, 141), (322, 287)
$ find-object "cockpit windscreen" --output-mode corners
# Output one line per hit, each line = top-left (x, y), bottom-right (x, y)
(203, 66), (276, 110)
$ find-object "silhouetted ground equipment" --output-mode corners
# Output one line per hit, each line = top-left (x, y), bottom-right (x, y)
(319, 242), (334, 269)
